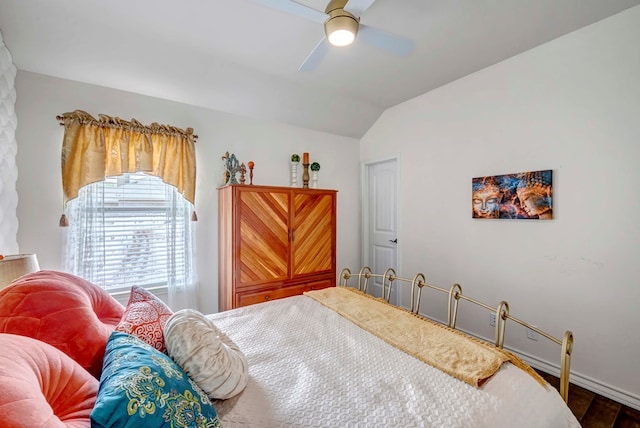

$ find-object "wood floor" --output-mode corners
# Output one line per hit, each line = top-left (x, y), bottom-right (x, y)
(536, 370), (640, 428)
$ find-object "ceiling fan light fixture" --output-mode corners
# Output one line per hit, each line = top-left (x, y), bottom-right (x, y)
(324, 11), (359, 47)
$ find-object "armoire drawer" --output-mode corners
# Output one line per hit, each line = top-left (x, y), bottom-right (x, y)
(236, 280), (333, 307)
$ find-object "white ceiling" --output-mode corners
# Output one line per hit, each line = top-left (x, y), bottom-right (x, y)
(1, 0), (638, 138)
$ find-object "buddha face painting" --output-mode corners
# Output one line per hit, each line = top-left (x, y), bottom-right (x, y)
(515, 171), (553, 219)
(472, 170), (552, 220)
(516, 185), (552, 219)
(472, 183), (502, 219)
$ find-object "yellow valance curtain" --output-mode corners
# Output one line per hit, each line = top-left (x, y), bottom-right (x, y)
(57, 110), (197, 205)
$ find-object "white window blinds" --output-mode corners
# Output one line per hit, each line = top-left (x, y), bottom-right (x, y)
(64, 173), (194, 293)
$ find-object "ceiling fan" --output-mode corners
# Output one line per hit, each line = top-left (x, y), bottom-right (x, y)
(250, 0), (415, 71)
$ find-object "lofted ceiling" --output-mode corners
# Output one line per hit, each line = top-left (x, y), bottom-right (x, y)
(1, 0), (638, 138)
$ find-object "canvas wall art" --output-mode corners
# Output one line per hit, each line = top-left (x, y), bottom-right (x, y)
(472, 170), (553, 220)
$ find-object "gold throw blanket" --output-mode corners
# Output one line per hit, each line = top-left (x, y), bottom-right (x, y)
(305, 287), (545, 388)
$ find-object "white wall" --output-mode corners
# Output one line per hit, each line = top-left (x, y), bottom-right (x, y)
(361, 6), (640, 408)
(14, 71), (361, 314)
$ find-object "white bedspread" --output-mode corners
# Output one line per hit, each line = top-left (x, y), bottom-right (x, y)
(208, 295), (580, 428)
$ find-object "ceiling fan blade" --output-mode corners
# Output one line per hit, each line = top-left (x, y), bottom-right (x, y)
(358, 24), (415, 56)
(298, 37), (330, 71)
(344, 0), (377, 17)
(248, 0), (327, 24)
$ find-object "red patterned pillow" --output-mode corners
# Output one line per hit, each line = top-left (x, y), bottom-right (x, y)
(115, 286), (173, 353)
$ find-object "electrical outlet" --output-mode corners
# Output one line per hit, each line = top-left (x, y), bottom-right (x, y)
(526, 328), (539, 341)
(489, 313), (496, 327)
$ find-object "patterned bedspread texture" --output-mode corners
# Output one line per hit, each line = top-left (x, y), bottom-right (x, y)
(207, 291), (580, 427)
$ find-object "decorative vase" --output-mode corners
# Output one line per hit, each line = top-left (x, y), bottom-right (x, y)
(290, 161), (299, 187)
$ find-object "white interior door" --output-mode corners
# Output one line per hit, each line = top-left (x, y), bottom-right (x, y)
(365, 158), (399, 305)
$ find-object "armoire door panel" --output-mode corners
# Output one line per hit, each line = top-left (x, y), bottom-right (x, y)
(237, 190), (290, 285)
(292, 193), (334, 276)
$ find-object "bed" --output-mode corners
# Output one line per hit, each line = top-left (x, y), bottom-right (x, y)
(208, 266), (578, 427)
(0, 268), (577, 426)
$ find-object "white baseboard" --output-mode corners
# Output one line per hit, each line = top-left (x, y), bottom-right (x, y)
(515, 348), (640, 412)
(445, 323), (640, 411)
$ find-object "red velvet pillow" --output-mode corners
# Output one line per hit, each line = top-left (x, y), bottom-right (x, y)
(115, 286), (173, 353)
(0, 270), (124, 378)
(0, 333), (98, 428)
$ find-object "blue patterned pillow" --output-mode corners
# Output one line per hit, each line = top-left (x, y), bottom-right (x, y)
(91, 331), (221, 428)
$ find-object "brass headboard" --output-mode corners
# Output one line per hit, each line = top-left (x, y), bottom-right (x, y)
(338, 266), (574, 403)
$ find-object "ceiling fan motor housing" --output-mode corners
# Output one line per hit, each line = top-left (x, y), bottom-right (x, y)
(324, 7), (359, 46)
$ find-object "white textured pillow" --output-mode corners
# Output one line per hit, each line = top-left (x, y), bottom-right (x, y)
(164, 309), (249, 400)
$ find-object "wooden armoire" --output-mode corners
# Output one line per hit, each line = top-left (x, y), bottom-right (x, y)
(218, 184), (337, 311)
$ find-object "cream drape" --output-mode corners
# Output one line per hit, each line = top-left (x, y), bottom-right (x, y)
(58, 110), (197, 205)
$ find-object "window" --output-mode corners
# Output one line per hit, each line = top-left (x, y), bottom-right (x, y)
(64, 172), (194, 294)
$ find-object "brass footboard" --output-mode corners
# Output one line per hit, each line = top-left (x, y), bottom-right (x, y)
(338, 267), (574, 403)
